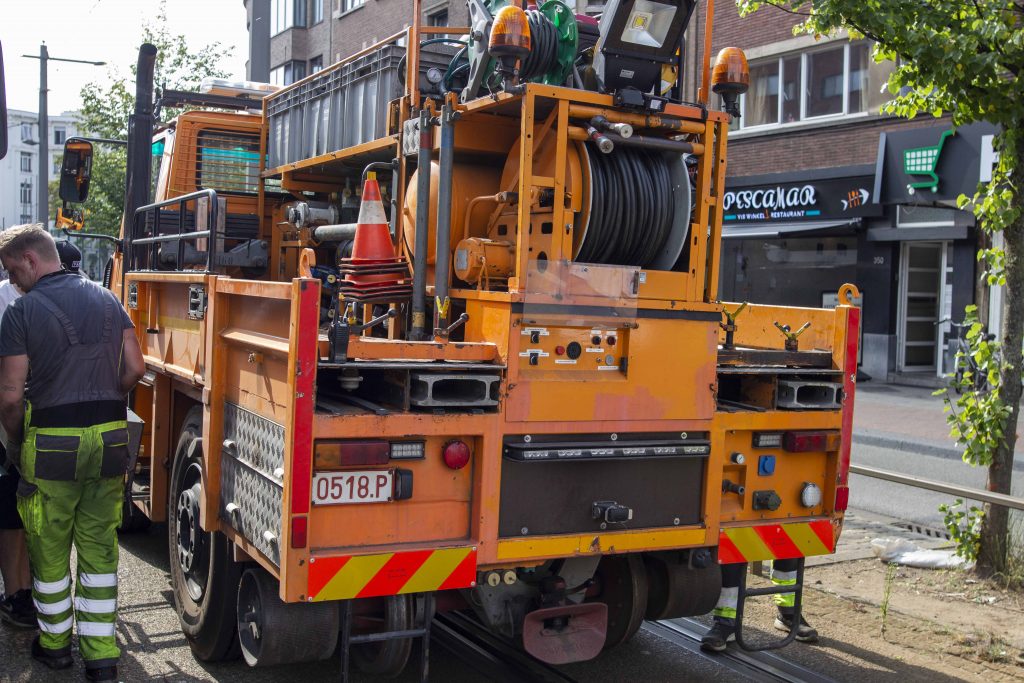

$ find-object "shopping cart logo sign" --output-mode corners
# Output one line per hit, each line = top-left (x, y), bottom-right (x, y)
(902, 129), (954, 195)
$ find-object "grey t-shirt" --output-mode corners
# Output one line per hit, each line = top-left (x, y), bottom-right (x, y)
(0, 271), (134, 409)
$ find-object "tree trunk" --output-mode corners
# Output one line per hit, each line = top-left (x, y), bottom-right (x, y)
(977, 135), (1024, 573)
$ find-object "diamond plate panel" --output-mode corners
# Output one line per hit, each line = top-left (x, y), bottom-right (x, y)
(221, 404), (285, 567)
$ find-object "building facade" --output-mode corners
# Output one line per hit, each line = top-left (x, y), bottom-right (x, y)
(704, 4), (996, 385)
(243, 0), (604, 86)
(0, 109), (78, 231)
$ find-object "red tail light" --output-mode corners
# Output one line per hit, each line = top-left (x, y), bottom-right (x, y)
(783, 431), (841, 453)
(314, 440), (389, 468)
(291, 516), (308, 548)
(834, 485), (850, 511)
(442, 440), (471, 470)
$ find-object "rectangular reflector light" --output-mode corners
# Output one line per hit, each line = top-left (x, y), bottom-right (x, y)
(783, 431), (842, 453)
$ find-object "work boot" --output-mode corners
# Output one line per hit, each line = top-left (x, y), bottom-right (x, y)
(85, 665), (119, 682)
(774, 610), (818, 643)
(0, 589), (37, 629)
(700, 616), (736, 652)
(31, 635), (73, 670)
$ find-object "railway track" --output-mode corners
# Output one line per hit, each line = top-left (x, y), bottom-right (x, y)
(643, 618), (838, 683)
(433, 611), (836, 683)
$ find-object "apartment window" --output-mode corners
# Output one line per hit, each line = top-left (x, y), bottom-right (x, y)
(271, 0), (306, 34)
(339, 0), (365, 13)
(270, 60), (307, 86)
(740, 41), (895, 129)
(313, 0), (324, 23)
(20, 123), (33, 142)
(54, 127), (67, 145)
(310, 55), (324, 73)
(20, 182), (32, 206)
(19, 214), (32, 224)
(427, 8), (449, 26)
(20, 153), (31, 173)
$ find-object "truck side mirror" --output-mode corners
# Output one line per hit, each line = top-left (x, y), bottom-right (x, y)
(59, 139), (94, 204)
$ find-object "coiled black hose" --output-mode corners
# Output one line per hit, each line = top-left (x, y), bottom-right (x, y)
(520, 10), (560, 80)
(576, 144), (675, 268)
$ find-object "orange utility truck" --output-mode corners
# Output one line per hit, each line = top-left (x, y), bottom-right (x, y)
(56, 0), (858, 676)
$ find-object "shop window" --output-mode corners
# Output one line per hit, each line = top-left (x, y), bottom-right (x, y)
(738, 41), (894, 129)
(896, 205), (956, 228)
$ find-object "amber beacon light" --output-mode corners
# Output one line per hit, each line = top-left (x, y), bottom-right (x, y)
(490, 5), (532, 81)
(711, 47), (749, 119)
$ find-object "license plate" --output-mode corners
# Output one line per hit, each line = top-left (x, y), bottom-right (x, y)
(312, 470), (393, 505)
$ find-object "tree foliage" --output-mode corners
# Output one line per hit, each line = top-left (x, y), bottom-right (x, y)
(75, 1), (231, 235)
(736, 0), (1024, 572)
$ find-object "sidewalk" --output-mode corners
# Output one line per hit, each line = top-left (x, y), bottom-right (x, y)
(853, 381), (1024, 458)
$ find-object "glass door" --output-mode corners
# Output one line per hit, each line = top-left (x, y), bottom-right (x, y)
(897, 241), (945, 372)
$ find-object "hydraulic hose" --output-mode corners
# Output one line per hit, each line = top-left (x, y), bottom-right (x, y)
(576, 144), (674, 268)
(520, 10), (560, 81)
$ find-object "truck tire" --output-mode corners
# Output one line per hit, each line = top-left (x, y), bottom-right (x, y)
(587, 554), (648, 650)
(168, 407), (242, 662)
(350, 594), (414, 677)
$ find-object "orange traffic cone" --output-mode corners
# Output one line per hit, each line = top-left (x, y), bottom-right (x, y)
(350, 173), (396, 264)
(339, 172), (413, 303)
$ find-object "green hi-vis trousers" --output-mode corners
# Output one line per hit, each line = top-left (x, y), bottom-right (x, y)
(16, 413), (129, 667)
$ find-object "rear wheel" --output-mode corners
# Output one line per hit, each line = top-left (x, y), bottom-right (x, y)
(237, 567), (338, 667)
(168, 407), (241, 662)
(349, 594), (415, 677)
(587, 554), (648, 650)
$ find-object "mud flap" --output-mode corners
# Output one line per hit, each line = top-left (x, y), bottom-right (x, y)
(521, 602), (608, 665)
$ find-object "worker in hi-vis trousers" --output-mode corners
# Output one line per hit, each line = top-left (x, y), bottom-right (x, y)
(700, 559), (818, 652)
(0, 225), (145, 683)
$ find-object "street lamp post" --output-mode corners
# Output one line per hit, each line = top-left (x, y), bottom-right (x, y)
(23, 43), (104, 226)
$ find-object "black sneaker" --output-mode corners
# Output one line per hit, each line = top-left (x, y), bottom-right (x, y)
(700, 616), (737, 652)
(0, 589), (37, 629)
(774, 611), (819, 643)
(85, 665), (119, 682)
(31, 635), (73, 670)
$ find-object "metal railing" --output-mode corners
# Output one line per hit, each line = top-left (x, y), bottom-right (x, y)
(849, 463), (1024, 512)
(129, 188), (220, 272)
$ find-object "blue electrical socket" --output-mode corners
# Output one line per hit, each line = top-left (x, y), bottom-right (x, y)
(758, 455), (776, 476)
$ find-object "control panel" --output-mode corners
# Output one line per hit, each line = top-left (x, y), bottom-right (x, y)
(517, 325), (630, 374)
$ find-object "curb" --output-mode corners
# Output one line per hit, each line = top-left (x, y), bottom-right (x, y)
(853, 432), (961, 459)
(853, 431), (1024, 471)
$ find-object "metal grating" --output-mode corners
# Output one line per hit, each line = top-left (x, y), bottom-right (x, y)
(221, 403), (286, 566)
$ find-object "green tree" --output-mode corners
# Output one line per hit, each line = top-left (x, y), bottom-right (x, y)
(735, 0), (1024, 573)
(75, 1), (232, 235)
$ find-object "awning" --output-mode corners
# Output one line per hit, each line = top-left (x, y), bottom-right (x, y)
(721, 218), (862, 239)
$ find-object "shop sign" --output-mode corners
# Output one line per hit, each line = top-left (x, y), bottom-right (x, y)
(875, 121), (999, 205)
(723, 174), (880, 223)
